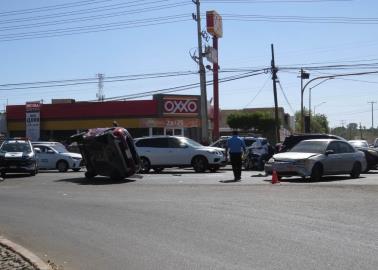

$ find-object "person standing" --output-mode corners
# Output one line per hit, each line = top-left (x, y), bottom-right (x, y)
(226, 130), (246, 181)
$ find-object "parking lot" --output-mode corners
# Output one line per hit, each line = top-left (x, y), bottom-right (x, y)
(1, 168), (378, 270)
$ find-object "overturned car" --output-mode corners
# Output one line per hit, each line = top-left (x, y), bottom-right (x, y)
(70, 127), (140, 180)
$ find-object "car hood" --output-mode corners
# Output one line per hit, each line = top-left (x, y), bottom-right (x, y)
(198, 146), (224, 152)
(273, 152), (319, 161)
(60, 152), (82, 159)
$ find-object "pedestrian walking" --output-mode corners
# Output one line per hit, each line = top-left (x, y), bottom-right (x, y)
(226, 130), (246, 181)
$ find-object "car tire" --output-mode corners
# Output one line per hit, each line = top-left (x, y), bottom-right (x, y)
(140, 157), (151, 173)
(192, 156), (208, 173)
(72, 168), (81, 172)
(29, 164), (38, 176)
(153, 167), (164, 173)
(310, 163), (323, 182)
(1, 172), (6, 178)
(57, 160), (69, 172)
(209, 165), (220, 173)
(350, 162), (361, 179)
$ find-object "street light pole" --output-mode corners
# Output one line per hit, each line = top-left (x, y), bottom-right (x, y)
(313, 101), (326, 116)
(301, 70), (378, 133)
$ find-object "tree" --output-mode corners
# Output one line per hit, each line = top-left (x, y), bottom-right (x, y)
(226, 111), (278, 142)
(294, 110), (330, 133)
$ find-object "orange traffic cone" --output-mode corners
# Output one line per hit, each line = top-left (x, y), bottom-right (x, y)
(271, 170), (280, 184)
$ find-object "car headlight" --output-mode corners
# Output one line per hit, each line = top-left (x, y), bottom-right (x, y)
(267, 157), (275, 163)
(71, 156), (81, 160)
(294, 159), (307, 166)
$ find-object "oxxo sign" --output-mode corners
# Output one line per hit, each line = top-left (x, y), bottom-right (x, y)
(162, 97), (199, 116)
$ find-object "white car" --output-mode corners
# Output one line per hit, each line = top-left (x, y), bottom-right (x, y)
(134, 136), (226, 173)
(32, 142), (82, 172)
(264, 139), (367, 181)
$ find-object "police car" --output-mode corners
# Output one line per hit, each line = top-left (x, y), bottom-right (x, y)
(32, 142), (82, 172)
(0, 138), (39, 178)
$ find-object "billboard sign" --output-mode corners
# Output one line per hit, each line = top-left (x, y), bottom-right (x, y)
(25, 102), (41, 141)
(206, 10), (223, 38)
(162, 96), (199, 116)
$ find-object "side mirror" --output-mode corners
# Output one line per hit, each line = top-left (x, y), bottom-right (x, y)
(34, 147), (41, 153)
(325, 150), (334, 155)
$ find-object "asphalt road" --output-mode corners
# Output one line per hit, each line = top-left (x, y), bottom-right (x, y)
(0, 168), (377, 270)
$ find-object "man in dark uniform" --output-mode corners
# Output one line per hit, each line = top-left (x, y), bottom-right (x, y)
(226, 130), (246, 181)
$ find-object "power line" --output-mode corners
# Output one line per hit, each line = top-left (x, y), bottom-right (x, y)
(277, 76), (295, 114)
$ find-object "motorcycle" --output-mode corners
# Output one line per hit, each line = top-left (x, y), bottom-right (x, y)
(243, 146), (271, 171)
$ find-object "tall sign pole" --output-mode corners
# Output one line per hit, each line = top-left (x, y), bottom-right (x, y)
(206, 10), (223, 141)
(193, 0), (209, 144)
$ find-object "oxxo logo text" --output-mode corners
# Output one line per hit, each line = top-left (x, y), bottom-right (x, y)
(163, 99), (198, 114)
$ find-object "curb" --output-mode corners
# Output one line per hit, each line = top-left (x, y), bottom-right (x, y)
(0, 236), (51, 270)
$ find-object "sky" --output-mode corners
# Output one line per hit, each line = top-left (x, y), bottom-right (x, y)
(1, 0), (378, 129)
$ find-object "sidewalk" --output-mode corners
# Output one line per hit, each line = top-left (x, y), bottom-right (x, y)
(0, 236), (51, 270)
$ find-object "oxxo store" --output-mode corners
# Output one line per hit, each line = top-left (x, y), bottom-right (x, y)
(6, 94), (203, 142)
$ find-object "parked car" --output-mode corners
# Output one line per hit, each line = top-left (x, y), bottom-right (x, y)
(32, 142), (82, 172)
(135, 136), (226, 173)
(264, 139), (367, 181)
(278, 133), (345, 153)
(210, 136), (258, 149)
(0, 138), (39, 178)
(348, 140), (378, 172)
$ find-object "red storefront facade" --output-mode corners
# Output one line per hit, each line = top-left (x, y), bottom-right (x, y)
(6, 94), (202, 142)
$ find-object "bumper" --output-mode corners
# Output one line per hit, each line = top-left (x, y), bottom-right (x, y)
(0, 163), (36, 173)
(264, 162), (311, 177)
(210, 155), (227, 167)
(70, 159), (82, 168)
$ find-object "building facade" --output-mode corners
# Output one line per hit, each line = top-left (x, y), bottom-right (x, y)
(5, 94), (202, 142)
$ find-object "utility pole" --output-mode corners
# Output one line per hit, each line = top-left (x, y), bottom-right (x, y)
(96, 73), (105, 101)
(270, 44), (280, 144)
(368, 101), (376, 129)
(300, 68), (310, 132)
(193, 0), (208, 144)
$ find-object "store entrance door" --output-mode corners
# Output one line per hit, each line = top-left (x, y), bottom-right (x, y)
(165, 128), (183, 136)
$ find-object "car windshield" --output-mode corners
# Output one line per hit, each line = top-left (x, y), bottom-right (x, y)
(180, 137), (203, 148)
(289, 140), (328, 154)
(1, 142), (31, 153)
(349, 141), (368, 148)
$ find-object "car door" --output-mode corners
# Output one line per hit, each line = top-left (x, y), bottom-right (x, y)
(337, 141), (357, 173)
(323, 141), (341, 174)
(36, 145), (50, 169)
(166, 137), (190, 165)
(140, 138), (171, 166)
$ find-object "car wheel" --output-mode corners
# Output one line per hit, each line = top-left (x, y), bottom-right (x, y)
(209, 165), (220, 173)
(350, 162), (361, 179)
(192, 156), (208, 173)
(72, 168), (81, 172)
(57, 160), (69, 172)
(243, 159), (251, 170)
(1, 172), (6, 178)
(140, 157), (151, 173)
(29, 163), (38, 176)
(153, 167), (164, 173)
(310, 163), (323, 182)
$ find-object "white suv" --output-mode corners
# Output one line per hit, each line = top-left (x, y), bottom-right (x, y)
(134, 136), (226, 173)
(32, 142), (82, 172)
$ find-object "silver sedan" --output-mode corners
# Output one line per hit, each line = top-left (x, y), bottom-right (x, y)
(264, 139), (367, 181)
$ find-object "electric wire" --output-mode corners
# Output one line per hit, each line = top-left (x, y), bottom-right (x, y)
(243, 77), (270, 108)
(277, 76), (295, 114)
